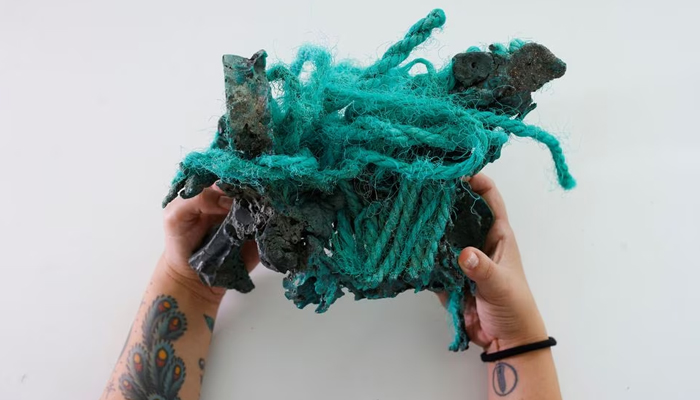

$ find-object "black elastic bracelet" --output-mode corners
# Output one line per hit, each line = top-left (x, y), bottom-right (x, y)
(481, 337), (557, 362)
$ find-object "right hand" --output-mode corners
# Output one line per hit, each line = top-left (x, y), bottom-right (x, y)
(438, 174), (548, 353)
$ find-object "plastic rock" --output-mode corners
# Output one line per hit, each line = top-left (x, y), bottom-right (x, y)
(162, 9), (572, 351)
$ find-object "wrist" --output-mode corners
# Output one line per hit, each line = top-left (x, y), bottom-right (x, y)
(156, 254), (227, 306)
(486, 313), (549, 354)
(486, 331), (549, 355)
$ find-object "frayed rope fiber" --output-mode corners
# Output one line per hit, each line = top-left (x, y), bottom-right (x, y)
(164, 8), (575, 351)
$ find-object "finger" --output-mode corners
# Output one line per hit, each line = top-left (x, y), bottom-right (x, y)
(194, 188), (231, 216)
(458, 247), (508, 299)
(462, 294), (479, 328)
(435, 291), (449, 307)
(217, 195), (233, 210)
(209, 183), (234, 211)
(166, 186), (230, 222)
(468, 174), (508, 222)
(211, 183), (225, 194)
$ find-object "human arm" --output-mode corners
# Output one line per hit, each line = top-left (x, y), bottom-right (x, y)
(100, 186), (259, 400)
(439, 174), (562, 399)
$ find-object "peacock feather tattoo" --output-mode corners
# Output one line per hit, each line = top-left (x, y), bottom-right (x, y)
(119, 295), (188, 400)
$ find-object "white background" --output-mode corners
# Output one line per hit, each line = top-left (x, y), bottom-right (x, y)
(1, 0), (699, 399)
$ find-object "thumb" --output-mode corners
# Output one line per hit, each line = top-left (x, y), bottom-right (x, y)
(458, 247), (507, 298)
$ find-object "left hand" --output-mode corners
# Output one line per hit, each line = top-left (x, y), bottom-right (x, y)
(161, 184), (260, 298)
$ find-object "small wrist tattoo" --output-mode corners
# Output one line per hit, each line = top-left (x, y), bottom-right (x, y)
(492, 361), (518, 396)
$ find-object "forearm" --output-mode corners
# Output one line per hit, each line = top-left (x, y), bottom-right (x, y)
(101, 256), (222, 400)
(486, 348), (561, 400)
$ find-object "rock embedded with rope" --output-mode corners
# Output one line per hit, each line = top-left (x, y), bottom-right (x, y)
(163, 8), (574, 351)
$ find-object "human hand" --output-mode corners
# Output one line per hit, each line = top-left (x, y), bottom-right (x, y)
(161, 184), (259, 299)
(438, 174), (548, 353)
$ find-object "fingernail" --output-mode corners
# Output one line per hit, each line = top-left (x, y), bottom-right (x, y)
(465, 252), (479, 269)
(218, 196), (233, 209)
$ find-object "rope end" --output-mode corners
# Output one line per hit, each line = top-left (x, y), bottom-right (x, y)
(559, 173), (577, 190)
(429, 8), (447, 27)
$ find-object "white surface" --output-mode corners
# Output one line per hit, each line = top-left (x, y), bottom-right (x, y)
(1, 0), (699, 399)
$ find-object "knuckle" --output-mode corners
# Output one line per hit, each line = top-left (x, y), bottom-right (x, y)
(163, 208), (179, 226)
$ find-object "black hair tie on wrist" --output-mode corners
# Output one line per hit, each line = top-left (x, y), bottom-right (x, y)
(481, 337), (557, 362)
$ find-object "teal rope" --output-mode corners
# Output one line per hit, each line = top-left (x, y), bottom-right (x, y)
(365, 179), (414, 277)
(391, 184), (443, 280)
(364, 8), (446, 77)
(375, 180), (423, 284)
(470, 110), (576, 189)
(447, 290), (468, 351)
(419, 189), (455, 282)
